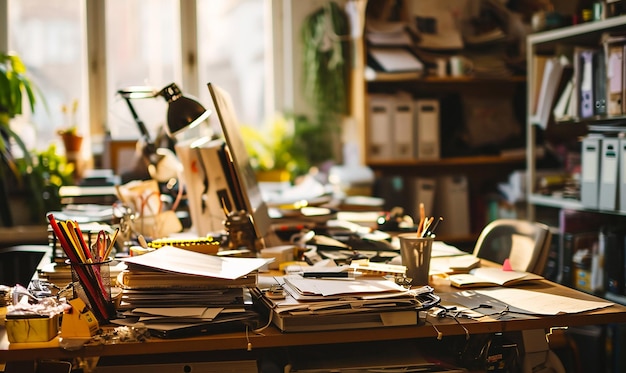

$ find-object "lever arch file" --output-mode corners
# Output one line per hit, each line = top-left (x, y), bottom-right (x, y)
(599, 137), (619, 210)
(392, 92), (415, 160)
(581, 136), (602, 209)
(414, 99), (440, 160)
(367, 94), (393, 161)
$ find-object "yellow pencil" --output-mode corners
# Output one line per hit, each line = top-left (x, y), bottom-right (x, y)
(104, 227), (119, 259)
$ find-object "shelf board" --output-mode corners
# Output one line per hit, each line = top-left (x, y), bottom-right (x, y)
(366, 74), (525, 84)
(368, 154), (526, 167)
(528, 14), (626, 45)
(529, 194), (626, 216)
(529, 194), (584, 209)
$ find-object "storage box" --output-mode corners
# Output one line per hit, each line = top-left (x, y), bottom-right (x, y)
(5, 314), (60, 343)
(261, 245), (295, 270)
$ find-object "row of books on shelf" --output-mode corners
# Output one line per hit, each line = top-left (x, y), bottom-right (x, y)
(547, 209), (626, 301)
(531, 31), (626, 128)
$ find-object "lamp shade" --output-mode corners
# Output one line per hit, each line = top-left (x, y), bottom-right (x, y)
(160, 83), (211, 136)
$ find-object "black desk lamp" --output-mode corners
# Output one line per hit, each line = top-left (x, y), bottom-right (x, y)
(117, 83), (211, 182)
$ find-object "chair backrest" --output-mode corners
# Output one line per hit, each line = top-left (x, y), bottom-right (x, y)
(472, 219), (552, 275)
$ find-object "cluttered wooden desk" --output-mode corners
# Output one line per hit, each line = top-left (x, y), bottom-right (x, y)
(2, 268), (626, 372)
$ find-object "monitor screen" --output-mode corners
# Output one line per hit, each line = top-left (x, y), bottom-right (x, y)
(206, 82), (272, 242)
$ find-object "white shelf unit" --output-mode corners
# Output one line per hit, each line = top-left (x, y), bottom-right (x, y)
(526, 14), (626, 220)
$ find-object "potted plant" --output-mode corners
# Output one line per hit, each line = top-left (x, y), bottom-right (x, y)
(240, 113), (336, 184)
(0, 51), (49, 226)
(240, 114), (311, 182)
(57, 99), (83, 154)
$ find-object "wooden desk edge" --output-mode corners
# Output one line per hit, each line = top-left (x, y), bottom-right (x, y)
(2, 302), (626, 362)
(2, 277), (626, 363)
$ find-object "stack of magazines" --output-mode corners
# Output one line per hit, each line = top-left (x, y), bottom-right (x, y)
(112, 246), (271, 338)
(252, 274), (440, 332)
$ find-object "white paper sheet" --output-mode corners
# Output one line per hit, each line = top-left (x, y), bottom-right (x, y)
(476, 288), (613, 315)
(122, 246), (271, 279)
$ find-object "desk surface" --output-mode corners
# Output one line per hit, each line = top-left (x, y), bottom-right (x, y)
(1, 278), (625, 364)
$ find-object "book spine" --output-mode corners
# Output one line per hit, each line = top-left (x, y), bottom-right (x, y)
(562, 232), (575, 287)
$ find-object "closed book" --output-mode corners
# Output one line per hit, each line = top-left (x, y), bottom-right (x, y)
(604, 227), (626, 295)
(532, 56), (566, 128)
(593, 48), (607, 116)
(607, 43), (624, 116)
(531, 55), (550, 115)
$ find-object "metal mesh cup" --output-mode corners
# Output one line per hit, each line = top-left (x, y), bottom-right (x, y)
(398, 234), (433, 286)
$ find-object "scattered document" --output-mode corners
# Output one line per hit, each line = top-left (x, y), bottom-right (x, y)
(284, 274), (408, 298)
(121, 246), (271, 279)
(476, 288), (613, 315)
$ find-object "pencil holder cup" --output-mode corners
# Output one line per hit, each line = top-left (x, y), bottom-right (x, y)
(398, 234), (433, 286)
(66, 258), (114, 323)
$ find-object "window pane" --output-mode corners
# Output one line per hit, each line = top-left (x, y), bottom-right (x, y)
(8, 0), (87, 152)
(197, 0), (269, 128)
(106, 0), (182, 140)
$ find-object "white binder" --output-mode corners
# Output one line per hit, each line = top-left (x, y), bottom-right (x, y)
(580, 136), (602, 209)
(414, 99), (440, 160)
(392, 92), (415, 160)
(413, 177), (437, 220)
(435, 174), (470, 237)
(599, 137), (619, 210)
(367, 94), (393, 161)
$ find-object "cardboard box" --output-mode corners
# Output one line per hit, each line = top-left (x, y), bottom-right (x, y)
(5, 313), (60, 343)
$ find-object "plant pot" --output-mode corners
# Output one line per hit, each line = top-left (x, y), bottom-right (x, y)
(60, 133), (83, 154)
(256, 169), (291, 182)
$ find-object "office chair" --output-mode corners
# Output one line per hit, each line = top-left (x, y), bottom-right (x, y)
(472, 219), (552, 275)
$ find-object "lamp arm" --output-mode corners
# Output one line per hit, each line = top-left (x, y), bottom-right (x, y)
(122, 96), (152, 143)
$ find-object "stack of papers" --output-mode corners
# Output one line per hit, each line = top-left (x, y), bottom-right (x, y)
(112, 246), (271, 337)
(365, 20), (413, 46)
(252, 275), (439, 332)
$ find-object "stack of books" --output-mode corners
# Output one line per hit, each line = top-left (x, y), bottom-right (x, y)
(252, 274), (439, 332)
(111, 246), (271, 338)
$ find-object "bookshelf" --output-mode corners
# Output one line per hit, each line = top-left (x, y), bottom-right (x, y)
(526, 14), (626, 218)
(350, 2), (529, 245)
(526, 15), (626, 305)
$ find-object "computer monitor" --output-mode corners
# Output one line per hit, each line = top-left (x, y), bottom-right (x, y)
(206, 82), (272, 244)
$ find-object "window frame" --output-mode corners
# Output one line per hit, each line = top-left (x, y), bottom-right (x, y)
(0, 0), (302, 158)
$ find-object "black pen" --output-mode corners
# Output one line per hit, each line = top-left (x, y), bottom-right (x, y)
(424, 216), (443, 237)
(302, 271), (350, 278)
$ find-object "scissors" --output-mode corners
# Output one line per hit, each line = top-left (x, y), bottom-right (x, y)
(93, 230), (107, 261)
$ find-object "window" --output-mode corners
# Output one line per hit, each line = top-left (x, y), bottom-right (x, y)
(8, 0), (88, 152)
(4, 0), (274, 159)
(106, 0), (182, 141)
(196, 0), (270, 127)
